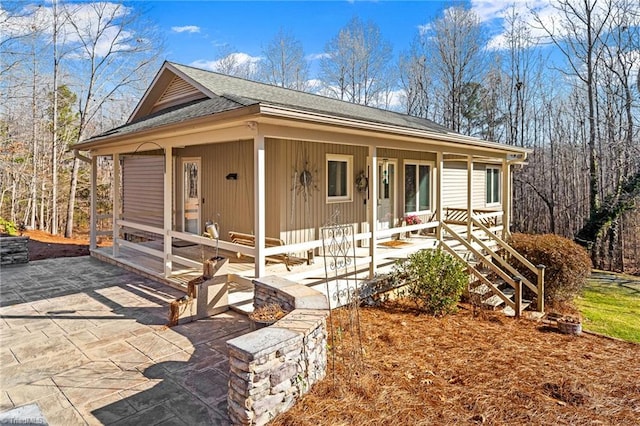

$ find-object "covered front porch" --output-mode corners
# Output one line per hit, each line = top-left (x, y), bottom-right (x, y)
(81, 111), (527, 316)
(89, 204), (508, 313)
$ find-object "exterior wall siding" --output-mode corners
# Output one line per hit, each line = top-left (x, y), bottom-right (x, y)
(169, 139), (504, 244)
(270, 139), (369, 246)
(442, 161), (468, 209)
(176, 141), (255, 240)
(122, 156), (164, 229)
(473, 163), (487, 208)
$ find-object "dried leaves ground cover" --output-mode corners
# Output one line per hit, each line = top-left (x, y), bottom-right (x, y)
(273, 302), (640, 425)
(25, 229), (110, 260)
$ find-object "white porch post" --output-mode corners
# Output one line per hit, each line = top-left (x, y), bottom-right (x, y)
(112, 153), (120, 257)
(90, 155), (97, 250)
(467, 155), (473, 240)
(254, 132), (266, 278)
(502, 158), (510, 239)
(436, 151), (444, 241)
(368, 145), (378, 278)
(164, 147), (173, 278)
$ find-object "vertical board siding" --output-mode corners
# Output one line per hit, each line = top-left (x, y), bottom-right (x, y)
(176, 141), (254, 241)
(122, 156), (164, 228)
(442, 162), (468, 209)
(271, 139), (369, 246)
(171, 139), (504, 246)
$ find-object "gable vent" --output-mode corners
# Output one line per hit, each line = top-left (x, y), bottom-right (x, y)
(152, 76), (206, 112)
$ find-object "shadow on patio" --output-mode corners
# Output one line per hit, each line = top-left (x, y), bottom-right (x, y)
(0, 257), (250, 424)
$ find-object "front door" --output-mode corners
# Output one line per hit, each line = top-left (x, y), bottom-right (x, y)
(182, 158), (201, 234)
(377, 159), (396, 231)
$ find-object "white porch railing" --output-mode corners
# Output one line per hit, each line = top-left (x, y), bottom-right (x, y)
(109, 218), (440, 279)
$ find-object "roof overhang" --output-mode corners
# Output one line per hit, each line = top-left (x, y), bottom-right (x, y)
(77, 99), (530, 163)
(257, 103), (531, 161)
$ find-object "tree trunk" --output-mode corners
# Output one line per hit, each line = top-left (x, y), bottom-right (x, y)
(64, 157), (79, 238)
(50, 0), (59, 235)
(575, 171), (640, 255)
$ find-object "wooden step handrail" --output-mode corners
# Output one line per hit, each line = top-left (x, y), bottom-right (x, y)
(469, 233), (538, 295)
(470, 216), (538, 275)
(469, 215), (545, 312)
(441, 222), (519, 293)
(439, 239), (515, 310)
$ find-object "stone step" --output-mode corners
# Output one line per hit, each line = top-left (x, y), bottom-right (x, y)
(503, 301), (532, 317)
(469, 283), (493, 296)
(482, 294), (507, 309)
(501, 286), (515, 297)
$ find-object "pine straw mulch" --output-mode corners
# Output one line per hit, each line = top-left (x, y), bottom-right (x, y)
(272, 301), (640, 425)
(24, 229), (110, 260)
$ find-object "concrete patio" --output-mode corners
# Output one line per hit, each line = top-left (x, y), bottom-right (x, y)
(0, 256), (251, 425)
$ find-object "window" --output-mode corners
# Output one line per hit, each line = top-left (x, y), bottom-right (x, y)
(486, 166), (501, 205)
(404, 162), (432, 213)
(326, 154), (352, 202)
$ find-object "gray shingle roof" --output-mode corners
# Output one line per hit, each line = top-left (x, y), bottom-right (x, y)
(171, 62), (451, 134)
(83, 61), (457, 143)
(90, 95), (249, 139)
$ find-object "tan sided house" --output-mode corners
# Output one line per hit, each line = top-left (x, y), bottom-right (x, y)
(76, 61), (545, 315)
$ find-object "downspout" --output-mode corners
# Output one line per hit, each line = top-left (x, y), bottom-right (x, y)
(73, 148), (91, 163)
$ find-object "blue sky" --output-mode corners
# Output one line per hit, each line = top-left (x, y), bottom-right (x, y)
(147, 1), (484, 70)
(2, 0), (561, 77)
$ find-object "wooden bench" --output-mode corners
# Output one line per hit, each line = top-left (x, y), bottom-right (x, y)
(229, 231), (312, 271)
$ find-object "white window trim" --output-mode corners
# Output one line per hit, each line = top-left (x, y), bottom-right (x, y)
(403, 160), (435, 215)
(326, 153), (353, 203)
(486, 165), (501, 207)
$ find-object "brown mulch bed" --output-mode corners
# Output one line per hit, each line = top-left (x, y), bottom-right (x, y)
(24, 230), (110, 261)
(273, 302), (640, 425)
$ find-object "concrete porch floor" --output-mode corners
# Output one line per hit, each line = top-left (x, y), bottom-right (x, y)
(0, 256), (251, 425)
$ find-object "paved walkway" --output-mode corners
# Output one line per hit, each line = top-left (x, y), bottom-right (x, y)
(0, 256), (250, 425)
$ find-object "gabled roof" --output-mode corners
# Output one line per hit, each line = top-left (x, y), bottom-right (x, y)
(80, 61), (457, 145)
(167, 62), (451, 134)
(78, 61), (528, 158)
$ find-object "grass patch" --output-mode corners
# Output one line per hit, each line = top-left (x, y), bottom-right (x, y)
(575, 270), (640, 343)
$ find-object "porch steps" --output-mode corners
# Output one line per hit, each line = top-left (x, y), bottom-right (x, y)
(440, 223), (541, 317)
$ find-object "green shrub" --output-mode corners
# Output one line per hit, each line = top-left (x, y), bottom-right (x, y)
(509, 233), (592, 307)
(0, 217), (17, 236)
(392, 248), (468, 315)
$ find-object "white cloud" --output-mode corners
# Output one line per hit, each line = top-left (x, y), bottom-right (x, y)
(171, 25), (200, 34)
(383, 88), (405, 110)
(467, 0), (558, 50)
(190, 52), (262, 72)
(470, 0), (515, 23)
(417, 23), (431, 36)
(306, 52), (330, 61)
(305, 78), (323, 91)
(0, 2), (138, 59)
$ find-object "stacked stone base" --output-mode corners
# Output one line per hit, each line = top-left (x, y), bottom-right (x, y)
(0, 235), (29, 265)
(226, 277), (329, 425)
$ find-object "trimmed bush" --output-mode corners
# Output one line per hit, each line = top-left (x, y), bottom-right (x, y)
(392, 248), (468, 315)
(510, 233), (592, 307)
(0, 217), (18, 236)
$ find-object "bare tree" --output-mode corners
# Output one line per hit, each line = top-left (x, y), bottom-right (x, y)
(61, 1), (163, 237)
(211, 44), (258, 80)
(533, 0), (612, 218)
(419, 6), (486, 132)
(51, 0), (61, 234)
(399, 37), (434, 119)
(320, 17), (392, 107)
(259, 29), (309, 91)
